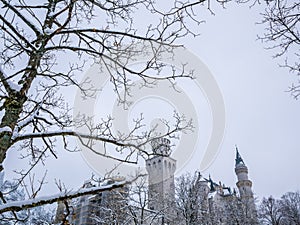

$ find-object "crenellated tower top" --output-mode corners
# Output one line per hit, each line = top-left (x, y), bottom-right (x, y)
(150, 137), (171, 157)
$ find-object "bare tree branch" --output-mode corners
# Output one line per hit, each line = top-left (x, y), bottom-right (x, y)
(0, 176), (142, 214)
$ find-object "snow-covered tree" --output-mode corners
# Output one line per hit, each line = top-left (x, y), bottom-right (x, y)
(222, 195), (258, 225)
(0, 178), (28, 224)
(0, 176), (54, 224)
(258, 191), (300, 225)
(124, 176), (170, 225)
(124, 176), (153, 225)
(175, 172), (213, 225)
(72, 176), (167, 225)
(259, 196), (283, 225)
(0, 0), (295, 223)
(175, 171), (259, 225)
(279, 191), (300, 225)
(0, 0), (206, 222)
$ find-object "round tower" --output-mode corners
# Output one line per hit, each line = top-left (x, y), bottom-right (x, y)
(234, 147), (254, 199)
(234, 147), (258, 224)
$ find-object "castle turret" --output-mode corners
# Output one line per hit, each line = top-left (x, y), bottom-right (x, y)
(234, 147), (254, 199)
(234, 147), (258, 224)
(146, 138), (176, 222)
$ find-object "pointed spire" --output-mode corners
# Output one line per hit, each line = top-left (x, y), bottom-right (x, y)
(196, 171), (201, 183)
(208, 174), (215, 192)
(235, 145), (245, 166)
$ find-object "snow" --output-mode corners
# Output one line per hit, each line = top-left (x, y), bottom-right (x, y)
(17, 107), (40, 128)
(0, 171), (4, 187)
(0, 126), (12, 133)
(0, 110), (4, 123)
(44, 27), (54, 35)
(7, 79), (22, 92)
(48, 12), (55, 17)
(11, 127), (19, 140)
(12, 107), (43, 139)
(0, 180), (126, 213)
(0, 64), (22, 92)
(208, 191), (217, 199)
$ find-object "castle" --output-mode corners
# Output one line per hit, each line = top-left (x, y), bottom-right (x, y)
(145, 138), (258, 224)
(57, 138), (258, 224)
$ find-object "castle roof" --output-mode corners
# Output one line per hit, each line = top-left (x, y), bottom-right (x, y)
(235, 146), (245, 166)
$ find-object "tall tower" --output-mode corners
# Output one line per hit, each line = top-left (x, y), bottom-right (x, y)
(146, 138), (176, 222)
(234, 147), (254, 199)
(234, 147), (258, 224)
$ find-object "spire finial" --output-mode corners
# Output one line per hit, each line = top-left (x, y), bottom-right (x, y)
(235, 145), (245, 166)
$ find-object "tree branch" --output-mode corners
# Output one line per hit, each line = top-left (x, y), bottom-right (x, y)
(0, 178), (140, 214)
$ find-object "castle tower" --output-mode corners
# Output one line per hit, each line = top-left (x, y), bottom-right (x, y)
(196, 173), (210, 211)
(234, 147), (254, 199)
(234, 147), (258, 224)
(146, 138), (176, 222)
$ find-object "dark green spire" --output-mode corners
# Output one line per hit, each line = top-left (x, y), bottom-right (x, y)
(235, 146), (245, 166)
(208, 174), (215, 192)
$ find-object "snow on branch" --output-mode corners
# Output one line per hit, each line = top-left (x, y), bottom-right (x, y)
(0, 65), (21, 94)
(0, 178), (136, 214)
(0, 126), (12, 134)
(14, 103), (43, 133)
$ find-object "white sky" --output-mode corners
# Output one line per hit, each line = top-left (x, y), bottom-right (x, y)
(4, 2), (300, 200)
(190, 2), (300, 198)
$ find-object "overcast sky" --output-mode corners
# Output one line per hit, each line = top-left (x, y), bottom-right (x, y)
(191, 2), (300, 198)
(4, 1), (300, 200)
